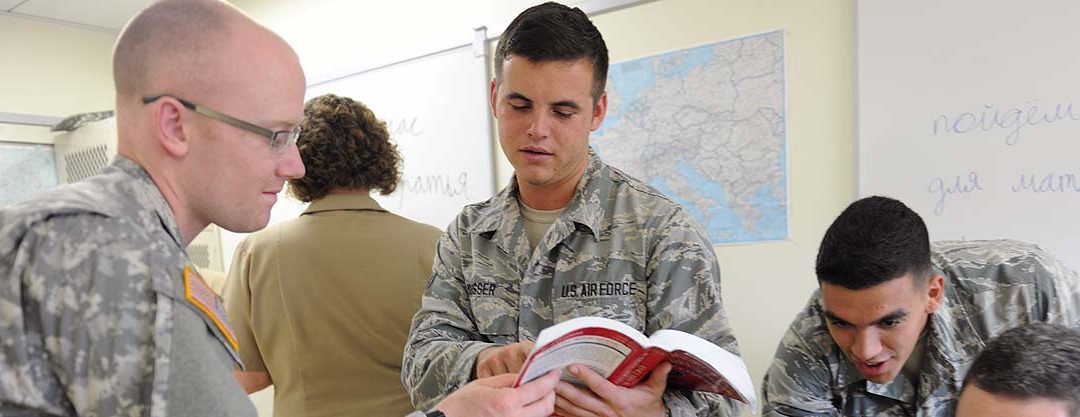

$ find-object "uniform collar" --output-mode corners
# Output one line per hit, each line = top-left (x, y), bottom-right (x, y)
(913, 271), (982, 412)
(111, 155), (185, 248)
(302, 193), (386, 215)
(865, 374), (916, 405)
(470, 147), (608, 241)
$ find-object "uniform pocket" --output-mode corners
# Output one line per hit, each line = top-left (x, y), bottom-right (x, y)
(466, 274), (520, 344)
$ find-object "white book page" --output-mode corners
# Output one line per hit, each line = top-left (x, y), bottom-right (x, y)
(533, 316), (651, 347)
(649, 330), (759, 410)
(519, 317), (650, 384)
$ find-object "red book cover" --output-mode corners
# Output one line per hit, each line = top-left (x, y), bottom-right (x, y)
(512, 316), (757, 410)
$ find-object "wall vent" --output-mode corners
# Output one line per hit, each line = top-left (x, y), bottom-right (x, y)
(52, 117), (225, 272)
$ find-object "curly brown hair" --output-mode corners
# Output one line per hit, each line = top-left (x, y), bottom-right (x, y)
(288, 94), (401, 202)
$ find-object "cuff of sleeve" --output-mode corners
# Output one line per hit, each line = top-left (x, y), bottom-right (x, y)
(664, 390), (693, 417)
(448, 341), (498, 390)
(666, 390), (745, 417)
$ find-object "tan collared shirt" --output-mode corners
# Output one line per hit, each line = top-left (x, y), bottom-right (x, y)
(224, 193), (442, 417)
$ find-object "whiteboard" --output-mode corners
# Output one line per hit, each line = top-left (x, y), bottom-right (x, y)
(219, 42), (495, 266)
(857, 1), (1080, 270)
(300, 43), (494, 231)
(303, 43), (495, 231)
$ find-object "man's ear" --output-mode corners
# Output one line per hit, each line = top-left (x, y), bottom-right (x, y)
(590, 90), (607, 131)
(489, 78), (499, 119)
(152, 97), (190, 158)
(925, 273), (946, 314)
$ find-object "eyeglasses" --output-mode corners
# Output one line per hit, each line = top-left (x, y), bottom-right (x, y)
(142, 94), (300, 151)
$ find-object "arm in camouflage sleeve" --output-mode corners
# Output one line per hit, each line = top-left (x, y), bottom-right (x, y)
(645, 208), (742, 417)
(401, 222), (499, 410)
(761, 322), (842, 417)
(1035, 247), (1080, 328)
(0, 217), (160, 416)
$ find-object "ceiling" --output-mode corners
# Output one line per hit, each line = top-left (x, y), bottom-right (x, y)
(2, 0), (155, 32)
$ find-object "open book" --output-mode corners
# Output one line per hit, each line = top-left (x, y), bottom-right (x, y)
(513, 316), (758, 411)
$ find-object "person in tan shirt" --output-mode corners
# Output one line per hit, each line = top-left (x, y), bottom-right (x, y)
(223, 93), (442, 417)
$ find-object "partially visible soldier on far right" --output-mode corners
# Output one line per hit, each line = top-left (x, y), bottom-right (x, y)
(762, 195), (1080, 417)
(956, 322), (1080, 417)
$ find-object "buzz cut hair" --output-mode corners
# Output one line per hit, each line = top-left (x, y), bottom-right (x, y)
(815, 196), (933, 290)
(963, 323), (1080, 417)
(113, 0), (241, 99)
(493, 1), (609, 102)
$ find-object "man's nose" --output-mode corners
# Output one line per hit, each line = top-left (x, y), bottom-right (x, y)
(851, 328), (883, 361)
(526, 110), (552, 139)
(277, 141), (306, 179)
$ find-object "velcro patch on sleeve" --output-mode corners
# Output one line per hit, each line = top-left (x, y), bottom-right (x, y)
(183, 265), (240, 352)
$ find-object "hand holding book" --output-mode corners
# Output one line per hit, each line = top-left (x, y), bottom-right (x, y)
(476, 340), (535, 378)
(513, 316), (758, 411)
(553, 361), (670, 417)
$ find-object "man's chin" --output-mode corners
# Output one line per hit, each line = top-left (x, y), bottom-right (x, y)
(515, 171), (552, 188)
(864, 373), (898, 384)
(217, 217), (270, 234)
(861, 367), (900, 384)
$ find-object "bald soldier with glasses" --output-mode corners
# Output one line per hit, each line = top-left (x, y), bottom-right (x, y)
(0, 1), (306, 415)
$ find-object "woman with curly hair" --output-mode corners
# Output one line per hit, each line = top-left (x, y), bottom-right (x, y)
(223, 93), (442, 417)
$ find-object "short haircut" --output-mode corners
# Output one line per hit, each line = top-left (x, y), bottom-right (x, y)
(288, 94), (401, 202)
(963, 323), (1080, 417)
(815, 196), (932, 290)
(493, 1), (609, 101)
(113, 0), (236, 99)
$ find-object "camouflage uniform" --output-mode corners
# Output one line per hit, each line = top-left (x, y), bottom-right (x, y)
(402, 150), (741, 417)
(0, 157), (255, 417)
(762, 239), (1080, 417)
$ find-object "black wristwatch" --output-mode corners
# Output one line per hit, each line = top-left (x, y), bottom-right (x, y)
(425, 409), (445, 417)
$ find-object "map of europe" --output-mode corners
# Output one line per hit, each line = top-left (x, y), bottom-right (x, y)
(593, 31), (787, 244)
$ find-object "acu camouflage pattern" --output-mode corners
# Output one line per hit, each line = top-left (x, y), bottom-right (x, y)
(762, 239), (1080, 417)
(403, 149), (741, 417)
(0, 157), (254, 416)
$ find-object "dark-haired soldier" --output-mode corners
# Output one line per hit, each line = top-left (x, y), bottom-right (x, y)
(762, 196), (1080, 417)
(223, 94), (442, 417)
(402, 2), (740, 417)
(957, 323), (1080, 417)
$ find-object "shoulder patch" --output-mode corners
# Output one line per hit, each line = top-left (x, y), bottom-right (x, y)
(183, 265), (240, 352)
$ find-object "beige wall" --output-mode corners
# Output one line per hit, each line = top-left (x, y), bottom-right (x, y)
(0, 14), (117, 120)
(232, 0), (595, 84)
(233, 0), (856, 415)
